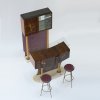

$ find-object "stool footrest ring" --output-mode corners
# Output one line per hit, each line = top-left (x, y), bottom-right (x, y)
(63, 73), (74, 82)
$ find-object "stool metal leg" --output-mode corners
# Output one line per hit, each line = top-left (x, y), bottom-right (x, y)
(71, 72), (72, 88)
(63, 71), (66, 83)
(48, 83), (52, 98)
(63, 71), (74, 88)
(40, 83), (44, 96)
(40, 82), (52, 97)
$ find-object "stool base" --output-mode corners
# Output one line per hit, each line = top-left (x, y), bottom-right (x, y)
(40, 83), (52, 98)
(63, 71), (74, 88)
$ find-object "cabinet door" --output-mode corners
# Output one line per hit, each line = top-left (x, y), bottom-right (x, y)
(24, 18), (38, 35)
(38, 13), (52, 31)
(45, 17), (52, 29)
(28, 31), (47, 52)
(43, 57), (57, 72)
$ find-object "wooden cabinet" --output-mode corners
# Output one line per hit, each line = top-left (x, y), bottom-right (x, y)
(20, 8), (52, 59)
(21, 8), (52, 36)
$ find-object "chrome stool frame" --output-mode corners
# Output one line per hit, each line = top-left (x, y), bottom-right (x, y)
(40, 74), (52, 97)
(63, 64), (75, 88)
(40, 82), (52, 97)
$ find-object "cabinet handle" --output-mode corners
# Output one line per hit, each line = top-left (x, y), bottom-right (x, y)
(28, 24), (36, 31)
(28, 24), (32, 31)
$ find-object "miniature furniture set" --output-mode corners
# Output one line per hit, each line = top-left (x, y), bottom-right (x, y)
(21, 8), (70, 75)
(21, 8), (75, 97)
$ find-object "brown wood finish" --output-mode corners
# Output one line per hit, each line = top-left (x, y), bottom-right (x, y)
(21, 8), (52, 59)
(21, 8), (52, 36)
(22, 31), (47, 57)
(30, 42), (70, 74)
(21, 18), (25, 34)
(24, 17), (38, 36)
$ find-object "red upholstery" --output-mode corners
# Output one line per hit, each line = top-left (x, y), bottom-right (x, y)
(41, 74), (51, 83)
(64, 64), (74, 72)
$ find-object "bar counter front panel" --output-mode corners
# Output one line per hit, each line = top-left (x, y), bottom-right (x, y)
(30, 42), (70, 74)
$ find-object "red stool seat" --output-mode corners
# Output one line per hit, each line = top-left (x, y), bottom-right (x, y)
(64, 64), (74, 72)
(41, 74), (51, 83)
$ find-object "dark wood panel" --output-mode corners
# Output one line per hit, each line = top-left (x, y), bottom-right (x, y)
(28, 31), (47, 52)
(30, 42), (70, 73)
(22, 31), (47, 56)
(24, 17), (38, 35)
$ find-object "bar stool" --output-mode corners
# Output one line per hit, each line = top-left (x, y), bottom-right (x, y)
(63, 64), (75, 88)
(40, 74), (52, 97)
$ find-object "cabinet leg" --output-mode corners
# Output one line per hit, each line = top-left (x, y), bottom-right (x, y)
(41, 68), (43, 75)
(25, 36), (30, 60)
(37, 68), (44, 75)
(37, 69), (41, 75)
(57, 63), (61, 73)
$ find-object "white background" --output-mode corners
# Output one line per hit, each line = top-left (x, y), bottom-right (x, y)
(0, 0), (100, 100)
